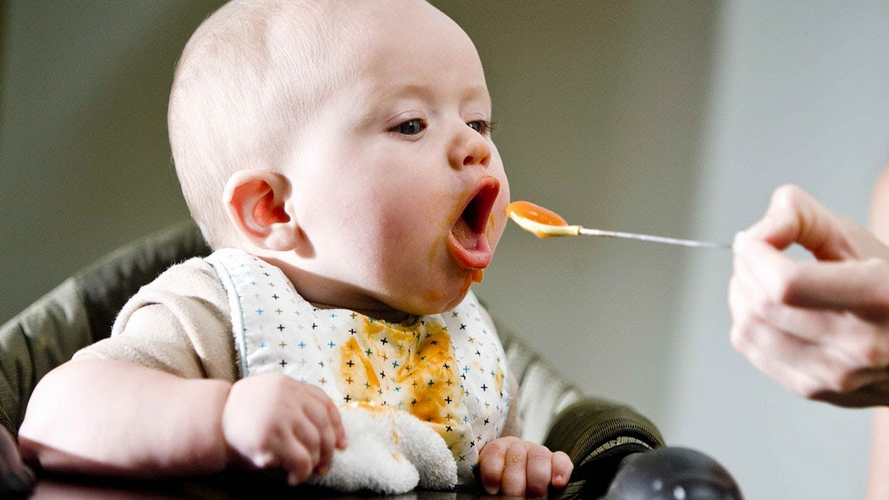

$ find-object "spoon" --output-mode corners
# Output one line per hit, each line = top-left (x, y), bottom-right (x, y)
(505, 201), (730, 249)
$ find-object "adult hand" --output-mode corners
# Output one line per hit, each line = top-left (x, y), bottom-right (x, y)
(729, 184), (889, 407)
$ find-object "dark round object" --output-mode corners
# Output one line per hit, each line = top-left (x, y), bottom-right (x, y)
(605, 446), (743, 500)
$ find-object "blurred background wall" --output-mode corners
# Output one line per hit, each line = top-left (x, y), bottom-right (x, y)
(2, 1), (888, 498)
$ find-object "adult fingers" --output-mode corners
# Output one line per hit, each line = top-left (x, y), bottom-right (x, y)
(551, 451), (573, 488)
(730, 288), (882, 398)
(744, 185), (854, 260)
(730, 276), (837, 393)
(524, 445), (553, 498)
(734, 235), (889, 315)
(735, 261), (889, 368)
(731, 215), (889, 403)
(501, 441), (528, 497)
(744, 322), (889, 396)
(731, 320), (824, 399)
(733, 254), (850, 342)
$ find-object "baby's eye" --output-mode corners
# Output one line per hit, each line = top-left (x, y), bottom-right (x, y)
(392, 118), (426, 136)
(467, 120), (494, 135)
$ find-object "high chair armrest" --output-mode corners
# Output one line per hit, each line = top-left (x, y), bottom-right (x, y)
(543, 397), (664, 499)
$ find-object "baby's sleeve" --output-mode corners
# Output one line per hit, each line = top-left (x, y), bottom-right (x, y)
(73, 258), (238, 383)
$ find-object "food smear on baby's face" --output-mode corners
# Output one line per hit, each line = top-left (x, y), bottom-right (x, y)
(505, 201), (568, 238)
(471, 269), (484, 284)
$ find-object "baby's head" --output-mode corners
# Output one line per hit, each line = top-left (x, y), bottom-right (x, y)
(169, 0), (510, 317)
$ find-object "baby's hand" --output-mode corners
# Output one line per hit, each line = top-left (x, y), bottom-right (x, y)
(222, 373), (347, 485)
(478, 436), (573, 497)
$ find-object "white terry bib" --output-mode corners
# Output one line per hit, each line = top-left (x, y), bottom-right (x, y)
(206, 248), (510, 484)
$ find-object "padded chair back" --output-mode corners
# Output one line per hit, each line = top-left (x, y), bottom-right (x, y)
(0, 222), (209, 435)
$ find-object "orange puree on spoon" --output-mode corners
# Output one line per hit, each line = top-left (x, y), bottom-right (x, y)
(505, 201), (568, 227)
(504, 201), (580, 238)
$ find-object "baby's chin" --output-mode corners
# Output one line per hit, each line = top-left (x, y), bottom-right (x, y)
(407, 278), (479, 316)
(378, 251), (497, 316)
(374, 284), (467, 318)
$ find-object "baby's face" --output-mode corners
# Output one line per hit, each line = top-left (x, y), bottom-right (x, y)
(283, 1), (510, 316)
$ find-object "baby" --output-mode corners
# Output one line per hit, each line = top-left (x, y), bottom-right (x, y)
(18, 0), (572, 496)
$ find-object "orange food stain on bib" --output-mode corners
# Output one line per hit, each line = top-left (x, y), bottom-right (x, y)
(342, 336), (381, 392)
(336, 317), (465, 451)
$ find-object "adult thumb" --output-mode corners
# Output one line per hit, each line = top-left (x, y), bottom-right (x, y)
(742, 184), (851, 260)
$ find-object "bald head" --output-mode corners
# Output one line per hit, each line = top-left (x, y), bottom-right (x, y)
(168, 0), (474, 249)
(169, 0), (366, 247)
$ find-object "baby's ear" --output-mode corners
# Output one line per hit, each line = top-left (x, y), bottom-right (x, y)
(224, 170), (301, 251)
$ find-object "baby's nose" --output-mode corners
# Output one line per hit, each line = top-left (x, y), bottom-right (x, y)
(450, 126), (491, 169)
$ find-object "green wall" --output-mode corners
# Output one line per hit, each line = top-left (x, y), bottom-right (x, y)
(1, 0), (226, 323)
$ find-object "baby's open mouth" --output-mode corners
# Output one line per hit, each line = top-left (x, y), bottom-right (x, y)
(447, 177), (501, 269)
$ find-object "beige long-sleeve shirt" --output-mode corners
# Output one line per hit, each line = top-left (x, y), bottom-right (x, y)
(75, 257), (238, 381)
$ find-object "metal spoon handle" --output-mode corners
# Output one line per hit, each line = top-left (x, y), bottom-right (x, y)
(578, 228), (730, 249)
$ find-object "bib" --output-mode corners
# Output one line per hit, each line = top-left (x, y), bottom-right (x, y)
(206, 248), (510, 483)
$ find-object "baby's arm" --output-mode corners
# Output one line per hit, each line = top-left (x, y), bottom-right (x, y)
(19, 357), (232, 477)
(19, 357), (346, 484)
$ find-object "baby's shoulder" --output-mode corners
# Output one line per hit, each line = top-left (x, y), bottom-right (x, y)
(115, 256), (231, 321)
(148, 256), (225, 296)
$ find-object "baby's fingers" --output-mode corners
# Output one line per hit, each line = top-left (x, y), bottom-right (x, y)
(315, 420), (337, 475)
(296, 403), (336, 474)
(306, 384), (347, 449)
(478, 438), (509, 495)
(500, 441), (529, 497)
(551, 451), (573, 488)
(524, 446), (553, 497)
(280, 439), (314, 486)
(301, 388), (346, 472)
(328, 403), (347, 450)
